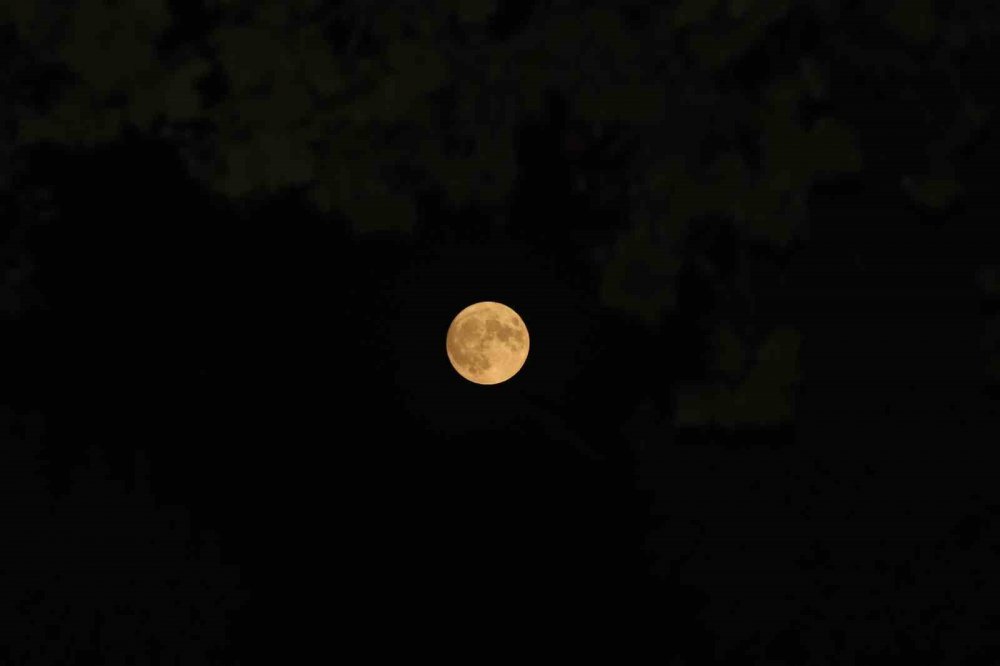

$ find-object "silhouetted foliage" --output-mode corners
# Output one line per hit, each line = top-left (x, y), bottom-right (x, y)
(1, 410), (244, 662)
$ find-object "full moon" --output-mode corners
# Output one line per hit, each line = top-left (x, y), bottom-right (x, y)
(446, 301), (529, 385)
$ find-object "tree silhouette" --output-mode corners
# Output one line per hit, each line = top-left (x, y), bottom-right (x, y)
(1, 409), (245, 662)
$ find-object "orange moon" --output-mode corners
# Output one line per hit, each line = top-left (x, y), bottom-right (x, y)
(446, 301), (529, 385)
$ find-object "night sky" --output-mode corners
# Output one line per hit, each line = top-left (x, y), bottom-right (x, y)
(3, 0), (999, 663)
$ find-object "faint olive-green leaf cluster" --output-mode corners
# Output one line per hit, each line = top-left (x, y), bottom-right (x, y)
(8, 0), (510, 232)
(599, 47), (861, 320)
(680, 0), (792, 70)
(7, 0), (867, 251)
(6, 1), (678, 234)
(0, 245), (37, 319)
(12, 0), (177, 144)
(600, 214), (682, 327)
(883, 0), (939, 43)
(674, 325), (801, 427)
(901, 175), (961, 209)
(0, 4), (609, 231)
(978, 266), (1000, 298)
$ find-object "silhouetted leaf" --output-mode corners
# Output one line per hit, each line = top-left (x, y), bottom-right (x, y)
(808, 118), (862, 175)
(578, 83), (666, 126)
(130, 57), (210, 125)
(672, 0), (721, 28)
(716, 325), (745, 378)
(58, 0), (166, 93)
(689, 0), (791, 69)
(600, 218), (681, 326)
(901, 175), (961, 209)
(736, 172), (796, 246)
(884, 0), (938, 42)
(455, 0), (495, 24)
(675, 326), (800, 427)
(346, 191), (415, 234)
(978, 266), (1000, 297)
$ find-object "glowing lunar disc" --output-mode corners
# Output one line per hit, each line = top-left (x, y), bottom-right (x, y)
(446, 301), (529, 385)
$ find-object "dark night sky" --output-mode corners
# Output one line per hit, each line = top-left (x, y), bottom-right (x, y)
(2, 0), (999, 663)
